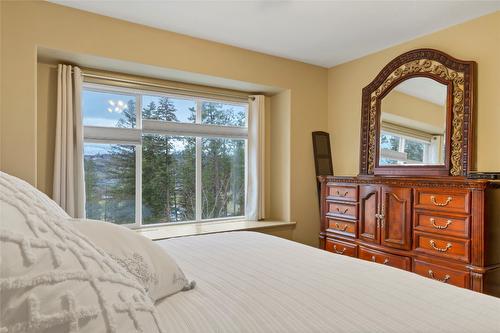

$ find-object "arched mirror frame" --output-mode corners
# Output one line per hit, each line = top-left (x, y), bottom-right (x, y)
(359, 49), (475, 177)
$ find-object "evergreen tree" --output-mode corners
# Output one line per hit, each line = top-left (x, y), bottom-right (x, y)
(201, 102), (245, 219)
(84, 156), (102, 219)
(142, 97), (179, 223)
(175, 106), (196, 221)
(86, 96), (246, 225)
(107, 99), (136, 224)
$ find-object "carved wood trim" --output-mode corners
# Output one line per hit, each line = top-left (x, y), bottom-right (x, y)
(322, 176), (496, 190)
(359, 49), (475, 176)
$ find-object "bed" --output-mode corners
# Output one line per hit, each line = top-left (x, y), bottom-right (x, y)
(155, 231), (500, 333)
(1, 171), (499, 333)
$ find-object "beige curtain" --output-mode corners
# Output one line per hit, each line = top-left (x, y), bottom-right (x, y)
(53, 65), (85, 218)
(246, 95), (266, 220)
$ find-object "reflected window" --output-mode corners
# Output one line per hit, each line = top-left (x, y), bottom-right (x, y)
(379, 77), (447, 166)
(379, 131), (432, 165)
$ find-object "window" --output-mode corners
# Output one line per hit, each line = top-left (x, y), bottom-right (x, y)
(82, 83), (249, 227)
(380, 131), (431, 165)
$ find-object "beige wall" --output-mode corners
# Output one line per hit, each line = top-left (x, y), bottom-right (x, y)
(382, 91), (445, 132)
(1, 1), (328, 246)
(37, 63), (58, 197)
(328, 11), (500, 176)
(4, 1), (499, 247)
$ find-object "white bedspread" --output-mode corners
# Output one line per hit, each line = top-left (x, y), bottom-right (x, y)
(155, 231), (500, 333)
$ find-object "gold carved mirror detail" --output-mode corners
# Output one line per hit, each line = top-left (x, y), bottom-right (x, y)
(360, 49), (474, 177)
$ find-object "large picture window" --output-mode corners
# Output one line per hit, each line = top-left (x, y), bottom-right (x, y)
(82, 83), (249, 227)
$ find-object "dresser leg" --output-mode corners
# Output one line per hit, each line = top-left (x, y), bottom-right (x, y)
(319, 234), (326, 250)
(470, 272), (484, 293)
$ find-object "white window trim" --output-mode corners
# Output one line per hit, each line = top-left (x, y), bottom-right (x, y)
(380, 130), (432, 165)
(82, 82), (250, 228)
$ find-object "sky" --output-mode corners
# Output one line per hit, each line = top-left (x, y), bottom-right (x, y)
(82, 89), (196, 127)
(82, 88), (247, 155)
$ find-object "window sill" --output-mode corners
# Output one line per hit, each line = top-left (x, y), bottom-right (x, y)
(135, 220), (296, 241)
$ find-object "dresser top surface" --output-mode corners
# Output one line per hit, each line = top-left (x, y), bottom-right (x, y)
(318, 175), (500, 189)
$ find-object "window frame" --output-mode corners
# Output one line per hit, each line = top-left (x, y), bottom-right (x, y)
(82, 82), (250, 228)
(379, 130), (431, 165)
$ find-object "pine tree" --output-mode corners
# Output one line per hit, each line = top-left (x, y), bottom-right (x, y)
(142, 97), (180, 223)
(84, 156), (102, 219)
(107, 99), (137, 224)
(176, 105), (197, 221)
(89, 96), (246, 224)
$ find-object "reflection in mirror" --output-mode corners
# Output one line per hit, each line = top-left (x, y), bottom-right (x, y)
(379, 77), (447, 166)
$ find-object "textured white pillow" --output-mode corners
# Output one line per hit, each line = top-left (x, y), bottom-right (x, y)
(72, 219), (195, 302)
(0, 172), (165, 333)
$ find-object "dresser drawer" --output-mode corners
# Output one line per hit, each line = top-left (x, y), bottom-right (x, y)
(327, 201), (358, 220)
(414, 189), (470, 214)
(327, 218), (356, 237)
(414, 211), (470, 238)
(358, 246), (411, 271)
(414, 232), (469, 263)
(325, 238), (357, 257)
(327, 184), (358, 202)
(413, 260), (469, 288)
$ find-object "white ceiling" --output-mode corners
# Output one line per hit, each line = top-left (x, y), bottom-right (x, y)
(48, 1), (500, 68)
(394, 77), (447, 106)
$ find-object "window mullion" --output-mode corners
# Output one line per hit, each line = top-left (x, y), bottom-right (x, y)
(135, 93), (142, 227)
(136, 93), (142, 129)
(135, 144), (142, 227)
(196, 137), (202, 222)
(195, 99), (202, 222)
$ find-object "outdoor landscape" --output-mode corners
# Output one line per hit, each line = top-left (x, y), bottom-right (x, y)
(84, 94), (246, 225)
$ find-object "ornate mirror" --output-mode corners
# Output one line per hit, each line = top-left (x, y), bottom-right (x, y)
(359, 49), (475, 176)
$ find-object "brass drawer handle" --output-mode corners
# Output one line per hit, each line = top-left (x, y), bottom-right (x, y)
(429, 240), (452, 252)
(430, 195), (453, 207)
(371, 256), (389, 265)
(336, 190), (349, 197)
(336, 207), (349, 214)
(430, 218), (453, 230)
(428, 270), (451, 283)
(333, 245), (346, 255)
(333, 223), (348, 231)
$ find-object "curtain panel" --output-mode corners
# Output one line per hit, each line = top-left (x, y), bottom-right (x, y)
(52, 65), (85, 218)
(246, 95), (266, 220)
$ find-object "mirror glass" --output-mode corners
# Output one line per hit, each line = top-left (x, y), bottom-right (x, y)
(379, 77), (447, 166)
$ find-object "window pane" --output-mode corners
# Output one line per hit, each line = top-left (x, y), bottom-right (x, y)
(404, 140), (425, 162)
(142, 135), (196, 224)
(380, 158), (398, 165)
(202, 102), (247, 127)
(142, 95), (196, 123)
(84, 143), (136, 224)
(380, 133), (400, 151)
(202, 138), (245, 219)
(83, 89), (136, 128)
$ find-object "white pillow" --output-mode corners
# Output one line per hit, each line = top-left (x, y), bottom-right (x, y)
(72, 219), (195, 302)
(0, 171), (165, 333)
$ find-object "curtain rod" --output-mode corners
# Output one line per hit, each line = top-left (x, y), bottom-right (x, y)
(81, 72), (255, 102)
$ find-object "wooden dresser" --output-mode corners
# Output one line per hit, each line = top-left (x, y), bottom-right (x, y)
(319, 176), (500, 296)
